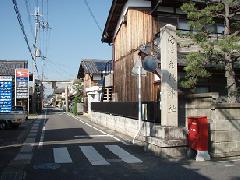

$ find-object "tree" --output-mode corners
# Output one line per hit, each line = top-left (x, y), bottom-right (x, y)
(73, 79), (84, 100)
(180, 0), (240, 103)
(72, 79), (84, 115)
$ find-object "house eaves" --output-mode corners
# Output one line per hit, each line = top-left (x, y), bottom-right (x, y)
(0, 60), (28, 76)
(102, 0), (151, 44)
(77, 59), (111, 79)
(102, 0), (127, 44)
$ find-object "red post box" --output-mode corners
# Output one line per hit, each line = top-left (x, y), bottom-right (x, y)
(187, 116), (208, 151)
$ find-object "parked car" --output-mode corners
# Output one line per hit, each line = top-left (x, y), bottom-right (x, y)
(0, 106), (27, 129)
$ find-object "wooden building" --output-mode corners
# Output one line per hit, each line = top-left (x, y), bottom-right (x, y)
(102, 0), (158, 102)
(77, 59), (112, 111)
(77, 59), (112, 90)
(102, 0), (239, 102)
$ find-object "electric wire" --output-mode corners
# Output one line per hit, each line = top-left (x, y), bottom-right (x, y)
(24, 0), (35, 39)
(83, 0), (102, 32)
(11, 0), (39, 77)
(46, 59), (74, 77)
(44, 62), (73, 80)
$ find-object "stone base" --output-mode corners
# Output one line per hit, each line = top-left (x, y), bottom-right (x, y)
(145, 140), (187, 158)
(196, 151), (211, 161)
(143, 136), (187, 158)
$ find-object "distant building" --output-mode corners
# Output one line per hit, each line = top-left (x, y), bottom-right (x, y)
(0, 60), (29, 111)
(0, 60), (28, 75)
(53, 88), (65, 108)
(77, 59), (112, 112)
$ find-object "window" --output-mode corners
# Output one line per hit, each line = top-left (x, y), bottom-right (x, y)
(194, 87), (209, 94)
(177, 19), (190, 34)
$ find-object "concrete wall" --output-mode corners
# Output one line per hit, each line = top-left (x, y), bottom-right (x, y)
(91, 112), (143, 138)
(91, 112), (187, 158)
(183, 93), (240, 158)
(91, 92), (240, 158)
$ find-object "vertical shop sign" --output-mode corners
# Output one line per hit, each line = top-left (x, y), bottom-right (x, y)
(0, 76), (12, 112)
(15, 69), (29, 99)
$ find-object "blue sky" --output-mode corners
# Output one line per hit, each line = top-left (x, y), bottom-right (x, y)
(0, 0), (112, 81)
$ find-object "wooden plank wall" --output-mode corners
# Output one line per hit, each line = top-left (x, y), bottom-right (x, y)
(114, 9), (159, 60)
(114, 51), (155, 102)
(113, 8), (160, 102)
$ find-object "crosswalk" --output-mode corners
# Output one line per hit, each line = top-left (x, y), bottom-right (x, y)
(53, 147), (72, 163)
(39, 145), (142, 166)
(80, 146), (110, 165)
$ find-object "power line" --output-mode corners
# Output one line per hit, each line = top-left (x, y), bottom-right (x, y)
(11, 0), (39, 76)
(24, 0), (35, 39)
(44, 62), (73, 80)
(46, 59), (74, 77)
(83, 0), (102, 32)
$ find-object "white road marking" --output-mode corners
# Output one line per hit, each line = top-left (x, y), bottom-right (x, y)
(225, 164), (235, 167)
(74, 135), (111, 138)
(98, 129), (107, 135)
(79, 146), (110, 165)
(53, 147), (72, 163)
(38, 111), (47, 147)
(105, 145), (142, 164)
(68, 114), (129, 145)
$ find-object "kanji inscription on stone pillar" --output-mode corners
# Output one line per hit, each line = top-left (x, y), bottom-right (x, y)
(160, 24), (178, 127)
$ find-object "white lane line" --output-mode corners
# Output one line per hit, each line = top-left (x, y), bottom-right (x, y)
(98, 130), (107, 135)
(231, 159), (240, 162)
(53, 147), (72, 163)
(105, 145), (142, 164)
(74, 134), (111, 138)
(69, 115), (129, 145)
(79, 146), (110, 166)
(225, 164), (235, 167)
(38, 111), (47, 147)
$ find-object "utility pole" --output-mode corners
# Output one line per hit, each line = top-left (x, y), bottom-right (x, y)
(32, 5), (50, 113)
(32, 7), (41, 113)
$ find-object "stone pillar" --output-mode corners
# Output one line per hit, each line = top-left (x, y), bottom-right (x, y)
(160, 24), (178, 127)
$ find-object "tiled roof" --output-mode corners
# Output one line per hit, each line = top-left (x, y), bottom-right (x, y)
(77, 59), (112, 79)
(0, 60), (28, 76)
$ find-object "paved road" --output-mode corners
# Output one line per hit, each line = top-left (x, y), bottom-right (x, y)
(0, 108), (240, 180)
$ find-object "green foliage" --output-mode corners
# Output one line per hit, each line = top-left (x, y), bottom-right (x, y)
(180, 52), (210, 88)
(73, 96), (80, 115)
(216, 35), (240, 54)
(72, 79), (84, 115)
(73, 79), (84, 100)
(180, 1), (240, 93)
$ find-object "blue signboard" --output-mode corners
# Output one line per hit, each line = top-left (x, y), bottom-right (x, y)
(0, 76), (12, 112)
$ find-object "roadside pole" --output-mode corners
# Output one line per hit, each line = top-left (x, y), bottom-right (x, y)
(138, 66), (142, 131)
(131, 59), (146, 144)
(65, 85), (69, 112)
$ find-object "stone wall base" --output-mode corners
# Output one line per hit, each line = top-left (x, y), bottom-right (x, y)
(90, 112), (187, 158)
